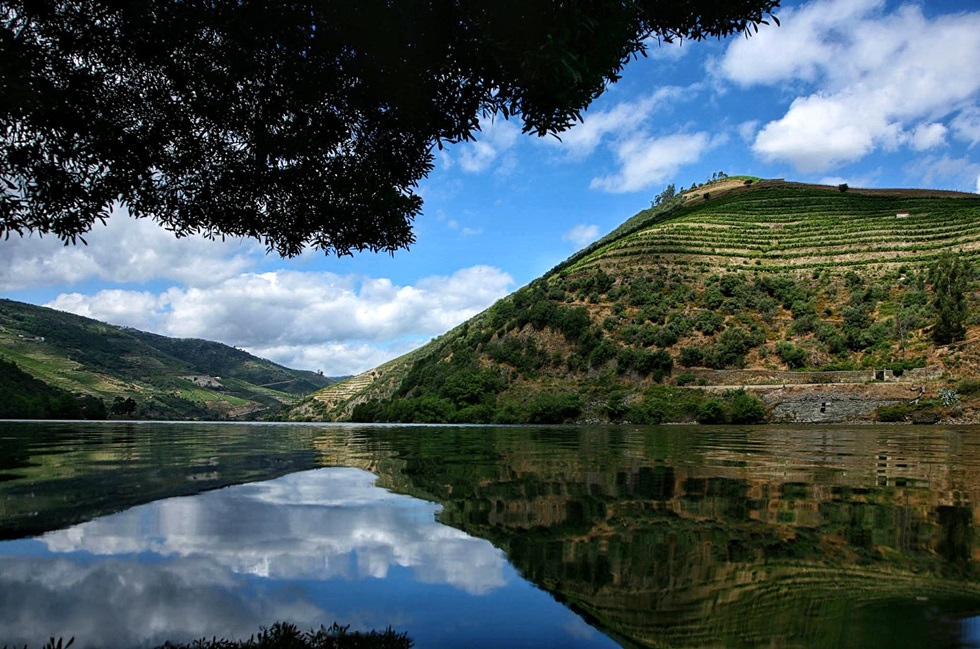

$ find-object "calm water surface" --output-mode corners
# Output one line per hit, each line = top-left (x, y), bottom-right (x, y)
(1, 421), (980, 648)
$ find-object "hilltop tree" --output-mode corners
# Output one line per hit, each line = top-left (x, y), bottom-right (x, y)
(652, 183), (678, 207)
(929, 252), (973, 345)
(1, 0), (779, 256)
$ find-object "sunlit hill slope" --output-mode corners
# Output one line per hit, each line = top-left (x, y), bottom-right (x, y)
(286, 178), (980, 425)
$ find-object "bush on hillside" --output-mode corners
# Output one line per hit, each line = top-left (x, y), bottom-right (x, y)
(775, 341), (808, 369)
(679, 347), (704, 368)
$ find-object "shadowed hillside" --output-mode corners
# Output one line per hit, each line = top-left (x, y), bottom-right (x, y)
(0, 299), (333, 420)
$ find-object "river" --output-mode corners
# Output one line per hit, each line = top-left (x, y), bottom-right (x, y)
(1, 420), (979, 648)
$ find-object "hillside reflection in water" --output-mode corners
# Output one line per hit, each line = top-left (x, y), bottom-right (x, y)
(317, 424), (980, 649)
(2, 422), (980, 648)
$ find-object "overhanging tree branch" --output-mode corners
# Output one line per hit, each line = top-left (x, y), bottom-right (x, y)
(0, 0), (780, 256)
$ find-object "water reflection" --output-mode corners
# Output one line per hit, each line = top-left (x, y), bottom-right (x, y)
(43, 469), (506, 592)
(313, 425), (980, 648)
(0, 421), (323, 538)
(5, 422), (980, 648)
(0, 467), (614, 649)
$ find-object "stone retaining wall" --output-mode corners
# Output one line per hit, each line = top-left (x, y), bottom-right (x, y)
(754, 384), (914, 424)
(676, 366), (942, 386)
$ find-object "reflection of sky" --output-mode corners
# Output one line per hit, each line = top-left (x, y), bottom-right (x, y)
(0, 468), (618, 649)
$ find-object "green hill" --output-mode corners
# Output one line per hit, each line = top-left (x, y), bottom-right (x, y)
(284, 179), (980, 425)
(0, 299), (333, 420)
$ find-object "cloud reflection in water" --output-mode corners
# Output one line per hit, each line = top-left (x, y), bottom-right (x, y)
(43, 468), (506, 593)
(0, 468), (612, 649)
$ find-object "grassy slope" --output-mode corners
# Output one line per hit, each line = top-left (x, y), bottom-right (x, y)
(0, 299), (333, 419)
(286, 180), (980, 423)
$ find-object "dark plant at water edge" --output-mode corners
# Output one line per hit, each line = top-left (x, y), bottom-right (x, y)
(158, 623), (412, 649)
(3, 638), (75, 649)
(5, 623), (412, 649)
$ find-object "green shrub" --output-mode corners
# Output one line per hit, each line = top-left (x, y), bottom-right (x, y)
(679, 346), (704, 367)
(957, 379), (980, 396)
(604, 388), (630, 421)
(875, 404), (911, 422)
(704, 326), (764, 369)
(697, 398), (728, 424)
(788, 314), (817, 336)
(628, 385), (705, 423)
(816, 324), (847, 355)
(556, 305), (592, 340)
(694, 311), (724, 335)
(775, 340), (808, 369)
(589, 339), (619, 368)
(930, 252), (972, 345)
(526, 392), (582, 424)
(675, 373), (697, 386)
(728, 390), (767, 424)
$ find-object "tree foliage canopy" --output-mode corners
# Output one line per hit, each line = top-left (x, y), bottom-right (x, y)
(929, 252), (973, 345)
(1, 0), (780, 256)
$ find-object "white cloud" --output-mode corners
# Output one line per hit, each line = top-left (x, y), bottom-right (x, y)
(244, 342), (402, 378)
(722, 0), (885, 86)
(819, 176), (849, 188)
(590, 132), (712, 193)
(457, 118), (521, 173)
(562, 225), (600, 248)
(976, 174), (980, 195)
(910, 123), (948, 151)
(0, 209), (259, 291)
(753, 92), (892, 171)
(47, 290), (165, 332)
(46, 265), (514, 375)
(645, 39), (690, 61)
(952, 107), (980, 147)
(905, 154), (980, 192)
(545, 85), (710, 193)
(551, 86), (684, 159)
(721, 0), (980, 172)
(737, 120), (759, 143)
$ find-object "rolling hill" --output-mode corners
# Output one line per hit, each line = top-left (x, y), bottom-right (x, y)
(0, 299), (334, 419)
(283, 178), (980, 425)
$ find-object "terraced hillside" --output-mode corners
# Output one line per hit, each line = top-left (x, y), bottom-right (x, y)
(284, 180), (980, 425)
(571, 181), (980, 274)
(0, 299), (333, 420)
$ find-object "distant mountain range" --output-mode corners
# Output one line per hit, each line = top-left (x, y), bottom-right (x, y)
(283, 177), (980, 425)
(0, 299), (334, 420)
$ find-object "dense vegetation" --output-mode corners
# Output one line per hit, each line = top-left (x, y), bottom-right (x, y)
(0, 358), (107, 419)
(0, 299), (332, 420)
(302, 182), (980, 425)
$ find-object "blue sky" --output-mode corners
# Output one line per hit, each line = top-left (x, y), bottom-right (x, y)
(2, 0), (979, 376)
